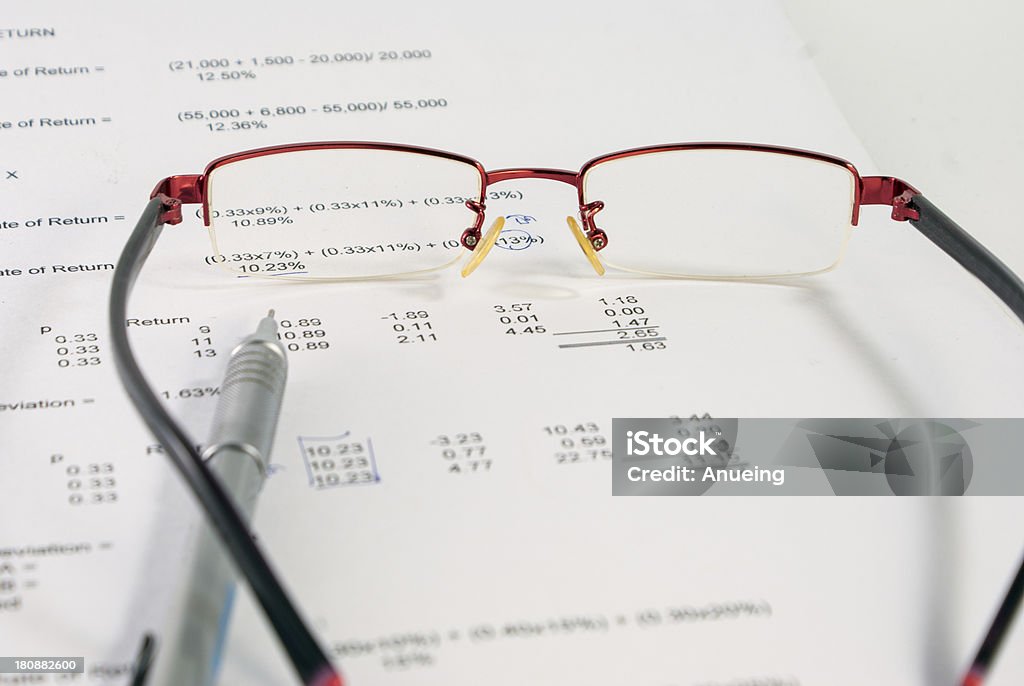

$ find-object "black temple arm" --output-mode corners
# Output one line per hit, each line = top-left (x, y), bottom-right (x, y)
(908, 194), (1024, 324)
(905, 196), (1024, 683)
(962, 554), (1024, 685)
(109, 198), (339, 686)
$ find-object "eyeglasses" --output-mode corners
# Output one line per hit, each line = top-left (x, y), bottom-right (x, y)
(151, 141), (909, 280)
(111, 140), (1024, 686)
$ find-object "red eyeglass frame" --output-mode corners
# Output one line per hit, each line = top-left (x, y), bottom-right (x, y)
(149, 141), (922, 252)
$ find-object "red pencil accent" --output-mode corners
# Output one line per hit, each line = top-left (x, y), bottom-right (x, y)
(961, 668), (985, 686)
(307, 671), (344, 686)
(310, 668), (344, 686)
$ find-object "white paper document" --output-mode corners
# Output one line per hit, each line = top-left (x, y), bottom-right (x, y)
(2, 2), (1023, 684)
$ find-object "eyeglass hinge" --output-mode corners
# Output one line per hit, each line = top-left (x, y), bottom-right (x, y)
(150, 175), (204, 225)
(890, 190), (920, 222)
(153, 194), (183, 225)
(860, 176), (920, 222)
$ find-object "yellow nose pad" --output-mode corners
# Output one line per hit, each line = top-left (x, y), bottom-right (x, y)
(566, 216), (605, 275)
(461, 216), (505, 277)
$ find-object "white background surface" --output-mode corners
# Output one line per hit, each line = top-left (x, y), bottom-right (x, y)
(784, 1), (1024, 273)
